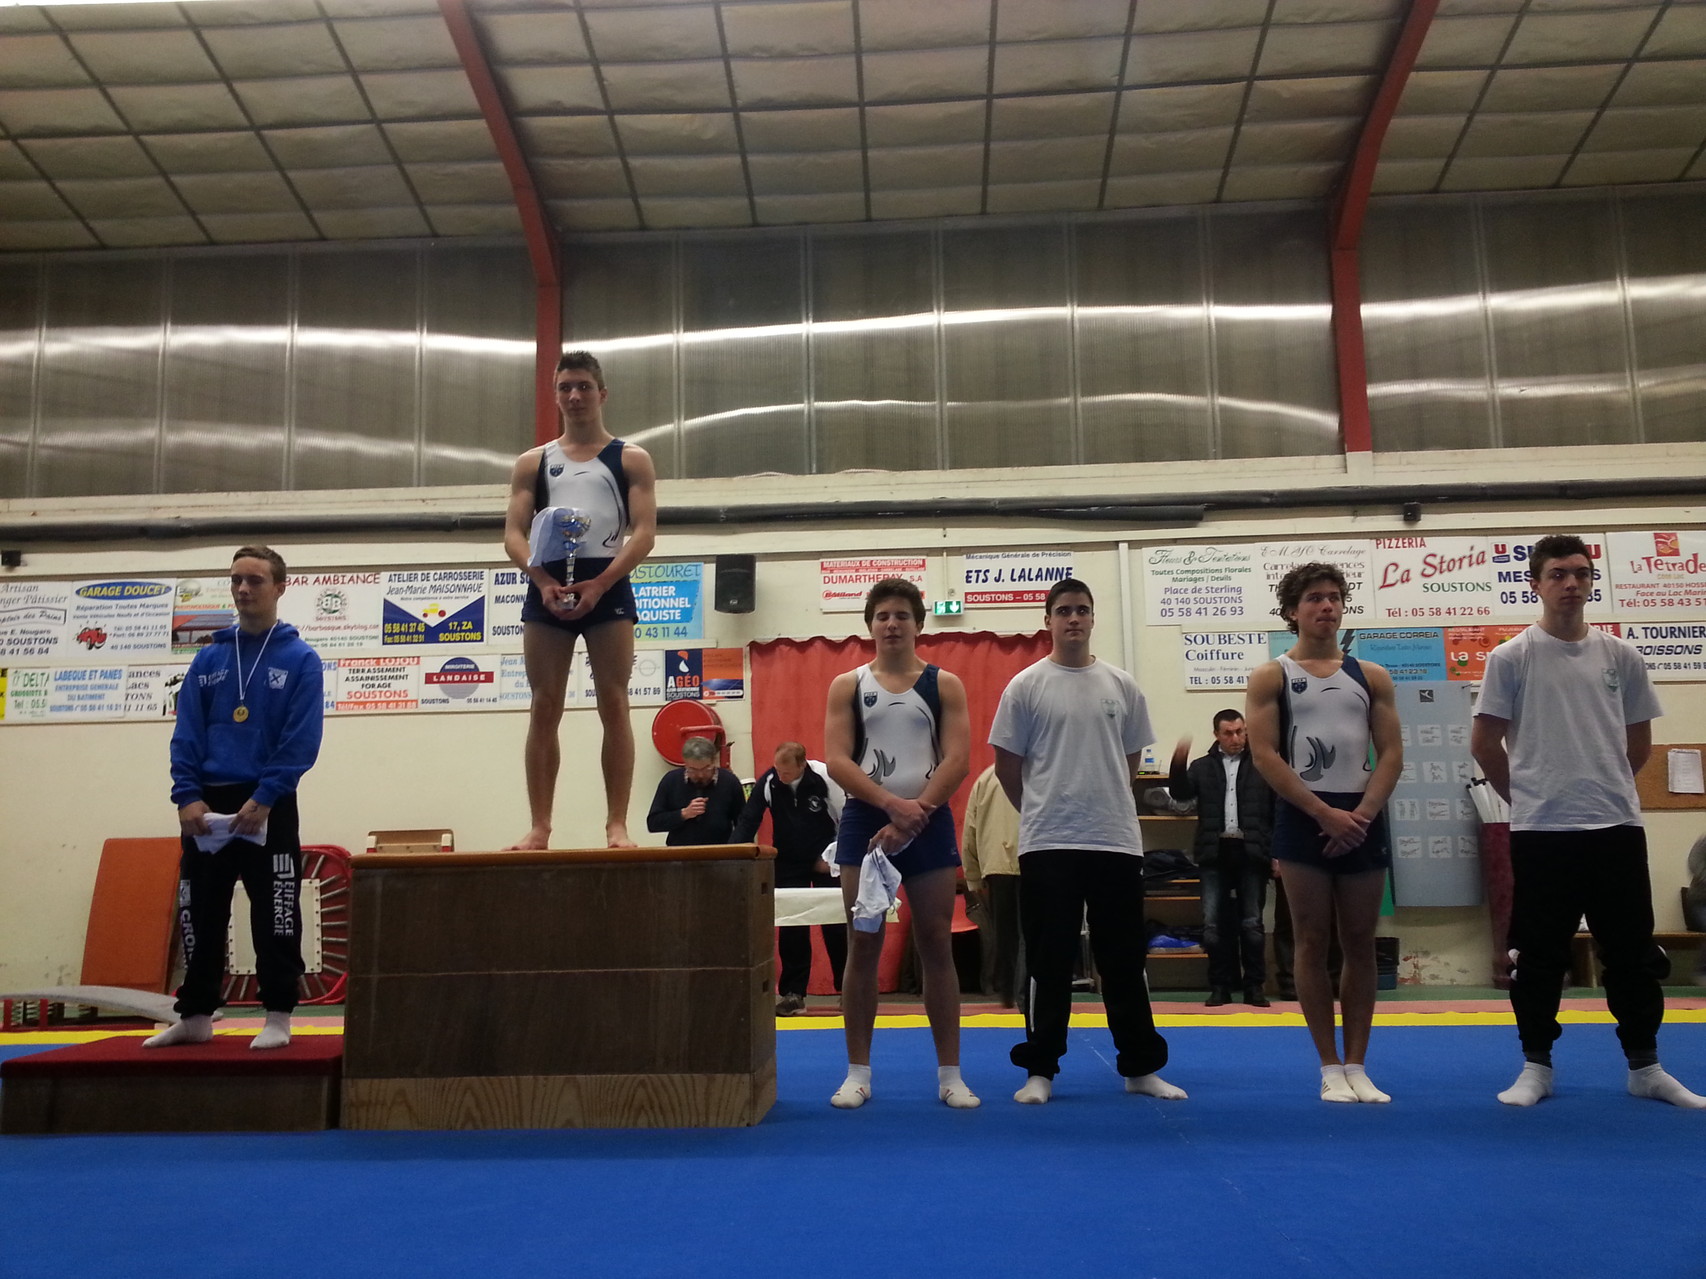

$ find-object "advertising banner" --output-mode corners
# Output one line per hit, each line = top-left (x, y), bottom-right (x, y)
(382, 569), (487, 645)
(1142, 543), (1258, 626)
(960, 550), (1073, 607)
(171, 578), (235, 655)
(1258, 540), (1375, 628)
(418, 653), (503, 711)
(1608, 530), (1706, 618)
(282, 571), (385, 651)
(1351, 629), (1447, 683)
(46, 666), (128, 721)
(820, 557), (928, 613)
(0, 667), (50, 721)
(123, 665), (192, 720)
(1443, 625), (1528, 682)
(702, 648), (745, 700)
(336, 655), (420, 712)
(1372, 537), (1496, 624)
(1179, 631), (1269, 690)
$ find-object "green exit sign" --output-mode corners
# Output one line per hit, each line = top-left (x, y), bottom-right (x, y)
(932, 599), (963, 615)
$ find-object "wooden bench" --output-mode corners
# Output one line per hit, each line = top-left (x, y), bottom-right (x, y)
(1568, 889), (1704, 987)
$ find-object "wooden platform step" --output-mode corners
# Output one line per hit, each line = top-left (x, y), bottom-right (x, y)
(1, 1034), (342, 1135)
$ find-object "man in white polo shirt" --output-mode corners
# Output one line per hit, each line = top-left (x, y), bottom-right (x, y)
(990, 578), (1185, 1106)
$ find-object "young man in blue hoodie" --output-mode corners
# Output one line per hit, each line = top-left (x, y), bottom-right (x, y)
(146, 546), (324, 1051)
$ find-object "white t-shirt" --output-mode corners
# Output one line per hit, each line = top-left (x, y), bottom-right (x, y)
(988, 656), (1154, 856)
(1476, 624), (1662, 831)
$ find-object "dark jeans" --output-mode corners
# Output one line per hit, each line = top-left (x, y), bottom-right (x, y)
(978, 874), (1026, 1012)
(1201, 839), (1267, 990)
(1011, 849), (1168, 1080)
(173, 784), (304, 1017)
(1509, 825), (1666, 1059)
(775, 866), (846, 998)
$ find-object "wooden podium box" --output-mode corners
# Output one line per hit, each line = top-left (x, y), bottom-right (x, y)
(341, 845), (776, 1130)
(1, 1035), (342, 1135)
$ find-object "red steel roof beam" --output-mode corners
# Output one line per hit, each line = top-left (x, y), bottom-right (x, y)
(1329, 0), (1439, 457)
(439, 0), (564, 446)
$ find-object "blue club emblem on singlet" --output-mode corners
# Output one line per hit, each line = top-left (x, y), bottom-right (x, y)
(1291, 678), (1308, 694)
(549, 463), (564, 476)
(863, 692), (877, 707)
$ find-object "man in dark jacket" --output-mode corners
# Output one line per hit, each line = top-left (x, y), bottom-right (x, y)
(732, 741), (846, 1015)
(1169, 709), (1275, 1007)
(646, 735), (745, 846)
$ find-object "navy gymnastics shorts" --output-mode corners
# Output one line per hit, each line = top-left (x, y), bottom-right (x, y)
(835, 798), (961, 881)
(1272, 791), (1391, 875)
(521, 557), (635, 635)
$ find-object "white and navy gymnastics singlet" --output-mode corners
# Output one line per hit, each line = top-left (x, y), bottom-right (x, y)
(850, 664), (943, 800)
(1272, 652), (1390, 871)
(836, 663), (960, 877)
(521, 437), (635, 630)
(533, 437), (629, 553)
(1277, 653), (1373, 795)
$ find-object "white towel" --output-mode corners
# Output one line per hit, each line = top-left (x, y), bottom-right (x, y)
(193, 811), (267, 853)
(852, 849), (902, 933)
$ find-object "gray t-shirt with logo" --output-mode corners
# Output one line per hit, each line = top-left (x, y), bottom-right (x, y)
(1477, 624), (1662, 831)
(989, 656), (1155, 856)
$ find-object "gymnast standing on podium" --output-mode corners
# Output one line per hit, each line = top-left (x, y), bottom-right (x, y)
(148, 545), (324, 1052)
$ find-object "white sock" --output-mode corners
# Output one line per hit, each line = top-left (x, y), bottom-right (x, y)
(250, 1010), (291, 1051)
(1320, 1064), (1357, 1103)
(938, 1066), (981, 1109)
(1628, 1063), (1706, 1109)
(143, 1014), (212, 1048)
(1125, 1072), (1187, 1100)
(831, 1064), (872, 1110)
(1342, 1064), (1390, 1103)
(1497, 1062), (1554, 1107)
(1013, 1075), (1052, 1105)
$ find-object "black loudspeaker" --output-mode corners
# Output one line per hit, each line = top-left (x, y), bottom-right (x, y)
(714, 554), (756, 613)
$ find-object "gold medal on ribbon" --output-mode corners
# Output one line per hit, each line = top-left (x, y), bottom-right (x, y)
(230, 623), (276, 728)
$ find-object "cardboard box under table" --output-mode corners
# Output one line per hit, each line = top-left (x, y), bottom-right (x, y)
(342, 844), (776, 1130)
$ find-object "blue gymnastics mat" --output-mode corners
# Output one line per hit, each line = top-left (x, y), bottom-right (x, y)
(1, 1021), (1702, 1279)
